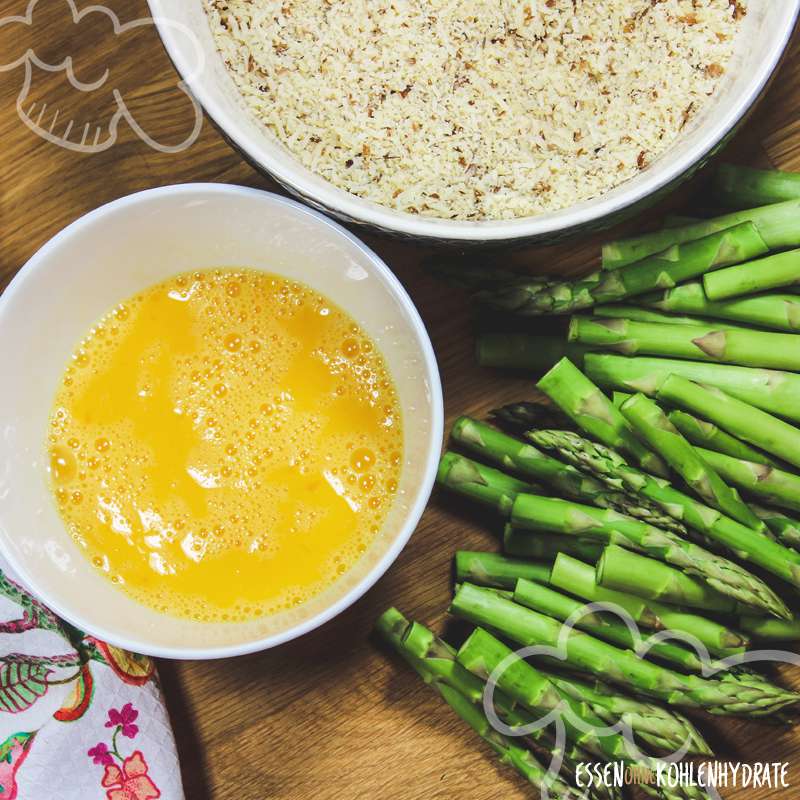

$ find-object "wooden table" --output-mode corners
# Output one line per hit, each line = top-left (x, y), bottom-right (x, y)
(2, 2), (800, 797)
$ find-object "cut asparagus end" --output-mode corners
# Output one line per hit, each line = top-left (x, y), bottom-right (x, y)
(454, 551), (551, 591)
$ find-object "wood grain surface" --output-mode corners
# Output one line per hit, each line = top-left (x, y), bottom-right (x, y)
(2, 2), (800, 798)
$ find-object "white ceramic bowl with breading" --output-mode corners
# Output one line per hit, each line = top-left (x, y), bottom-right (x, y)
(148, 1), (799, 245)
(0, 184), (443, 658)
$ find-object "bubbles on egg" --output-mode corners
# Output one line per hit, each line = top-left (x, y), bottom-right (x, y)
(48, 268), (403, 624)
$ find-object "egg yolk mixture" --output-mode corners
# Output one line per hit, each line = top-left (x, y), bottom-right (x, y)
(47, 270), (403, 622)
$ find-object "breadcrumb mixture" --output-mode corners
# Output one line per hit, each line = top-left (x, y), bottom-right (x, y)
(206, 0), (745, 221)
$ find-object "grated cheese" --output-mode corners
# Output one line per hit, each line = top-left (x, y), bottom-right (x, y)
(206, 0), (744, 221)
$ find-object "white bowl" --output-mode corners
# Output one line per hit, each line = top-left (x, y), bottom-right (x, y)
(0, 184), (443, 659)
(148, 1), (799, 245)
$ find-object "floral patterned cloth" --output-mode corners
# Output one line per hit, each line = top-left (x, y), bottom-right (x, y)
(0, 556), (184, 799)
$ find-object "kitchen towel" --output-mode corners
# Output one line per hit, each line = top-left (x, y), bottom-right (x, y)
(0, 555), (184, 800)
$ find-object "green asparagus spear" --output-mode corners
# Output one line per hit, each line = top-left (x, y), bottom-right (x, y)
(644, 281), (800, 332)
(451, 583), (800, 717)
(538, 669), (711, 756)
(376, 608), (502, 709)
(491, 401), (574, 434)
(456, 628), (599, 749)
(436, 684), (569, 792)
(657, 374), (800, 470)
(537, 358), (668, 477)
(509, 576), (652, 644)
(548, 553), (749, 656)
(479, 223), (767, 315)
(587, 305), (685, 324)
(751, 506), (800, 550)
(374, 613), (495, 714)
(585, 353), (800, 424)
(596, 545), (743, 614)
(527, 429), (797, 612)
(375, 608), (588, 799)
(451, 416), (601, 498)
(601, 198), (800, 270)
(476, 334), (590, 371)
(696, 448), (800, 515)
(379, 611), (548, 741)
(713, 164), (800, 208)
(668, 410), (777, 467)
(704, 248), (800, 300)
(738, 616), (800, 642)
(454, 582), (514, 600)
(618, 392), (763, 531)
(456, 627), (712, 795)
(437, 451), (531, 516)
(503, 525), (603, 563)
(455, 551), (551, 591)
(571, 316), (800, 371)
(451, 416), (682, 531)
(475, 272), (602, 316)
(394, 613), (544, 733)
(591, 304), (749, 330)
(509, 491), (781, 616)
(513, 571), (731, 672)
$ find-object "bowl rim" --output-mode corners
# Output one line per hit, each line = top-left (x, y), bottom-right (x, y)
(147, 1), (800, 242)
(0, 183), (444, 660)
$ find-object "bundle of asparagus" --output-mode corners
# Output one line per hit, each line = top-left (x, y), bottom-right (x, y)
(473, 166), (800, 380)
(377, 165), (800, 797)
(451, 584), (798, 717)
(376, 608), (598, 800)
(381, 393), (800, 794)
